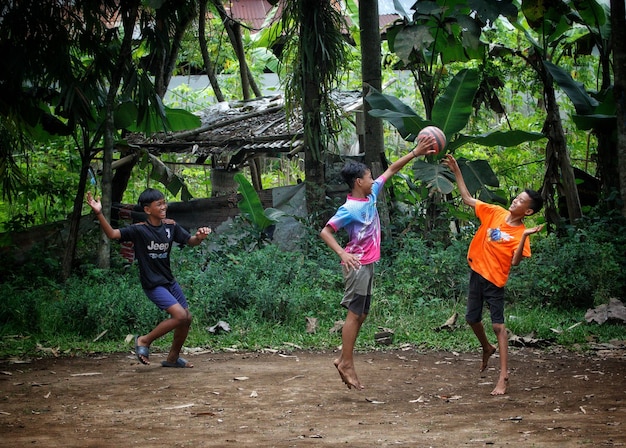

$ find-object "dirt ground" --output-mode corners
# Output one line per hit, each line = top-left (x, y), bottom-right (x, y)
(1, 345), (625, 448)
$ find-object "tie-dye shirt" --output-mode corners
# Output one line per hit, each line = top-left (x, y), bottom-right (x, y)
(325, 176), (386, 266)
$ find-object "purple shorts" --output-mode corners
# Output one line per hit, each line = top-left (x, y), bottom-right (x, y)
(144, 281), (188, 311)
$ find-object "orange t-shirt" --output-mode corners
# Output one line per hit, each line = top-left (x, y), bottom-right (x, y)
(467, 200), (531, 288)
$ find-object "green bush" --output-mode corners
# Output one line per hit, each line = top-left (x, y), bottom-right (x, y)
(507, 231), (624, 309)
(378, 237), (470, 312)
(1, 210), (625, 356)
(187, 243), (341, 326)
(38, 267), (164, 339)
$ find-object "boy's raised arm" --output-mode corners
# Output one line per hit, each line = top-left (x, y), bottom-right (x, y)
(443, 154), (477, 208)
(85, 192), (121, 240)
(381, 135), (437, 180)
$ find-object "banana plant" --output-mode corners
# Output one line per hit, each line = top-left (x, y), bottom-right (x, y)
(366, 68), (545, 199)
(234, 173), (285, 246)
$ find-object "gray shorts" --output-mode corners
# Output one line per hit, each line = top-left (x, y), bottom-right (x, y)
(466, 270), (505, 324)
(341, 263), (374, 316)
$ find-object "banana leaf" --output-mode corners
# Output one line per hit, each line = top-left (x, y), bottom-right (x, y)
(234, 173), (281, 232)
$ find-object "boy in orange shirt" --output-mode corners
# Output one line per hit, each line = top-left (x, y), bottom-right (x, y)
(443, 155), (544, 395)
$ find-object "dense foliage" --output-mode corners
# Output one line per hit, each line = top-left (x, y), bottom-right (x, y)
(1, 201), (624, 358)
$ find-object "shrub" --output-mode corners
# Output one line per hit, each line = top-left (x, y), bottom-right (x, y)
(2, 209), (624, 350)
(37, 266), (164, 339)
(507, 231), (623, 308)
(377, 237), (470, 312)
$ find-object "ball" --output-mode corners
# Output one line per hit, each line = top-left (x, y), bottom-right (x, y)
(418, 126), (446, 154)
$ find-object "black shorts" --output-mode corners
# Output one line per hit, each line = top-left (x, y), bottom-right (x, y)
(466, 270), (505, 324)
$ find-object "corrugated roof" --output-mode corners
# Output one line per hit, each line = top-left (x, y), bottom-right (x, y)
(226, 0), (278, 32)
(225, 0), (409, 33)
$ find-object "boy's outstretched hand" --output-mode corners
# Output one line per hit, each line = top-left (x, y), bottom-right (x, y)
(524, 224), (544, 236)
(413, 134), (438, 157)
(86, 192), (102, 214)
(442, 154), (460, 174)
(195, 227), (212, 241)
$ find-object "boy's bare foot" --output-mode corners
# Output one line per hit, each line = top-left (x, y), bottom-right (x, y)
(333, 359), (350, 388)
(491, 376), (509, 395)
(333, 359), (364, 390)
(480, 345), (497, 372)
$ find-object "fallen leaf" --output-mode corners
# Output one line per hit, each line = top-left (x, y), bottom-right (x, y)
(329, 320), (344, 334)
(192, 412), (216, 417)
(93, 330), (108, 342)
(501, 416), (523, 421)
(305, 316), (318, 334)
(163, 403), (194, 410)
(434, 312), (458, 332)
(207, 320), (231, 334)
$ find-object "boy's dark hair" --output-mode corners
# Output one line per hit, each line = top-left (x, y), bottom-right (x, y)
(525, 188), (543, 215)
(138, 188), (165, 208)
(340, 161), (370, 190)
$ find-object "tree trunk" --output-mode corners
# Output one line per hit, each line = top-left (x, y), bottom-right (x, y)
(612, 0), (626, 218)
(303, 77), (326, 215)
(211, 168), (239, 197)
(249, 157), (263, 191)
(162, 9), (195, 98)
(359, 0), (384, 169)
(199, 0), (225, 102)
(359, 0), (389, 233)
(211, 0), (261, 100)
(111, 152), (137, 226)
(592, 4), (620, 198)
(97, 3), (139, 269)
(542, 78), (583, 226)
(60, 152), (91, 280)
(232, 21), (251, 100)
(154, 3), (196, 98)
(98, 111), (115, 269)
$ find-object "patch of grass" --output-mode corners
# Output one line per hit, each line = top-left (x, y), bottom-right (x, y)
(1, 227), (625, 361)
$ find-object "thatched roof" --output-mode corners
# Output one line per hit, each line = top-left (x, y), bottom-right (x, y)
(125, 91), (362, 169)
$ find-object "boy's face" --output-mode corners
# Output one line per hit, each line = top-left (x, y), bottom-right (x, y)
(356, 169), (374, 195)
(144, 198), (168, 219)
(509, 192), (533, 216)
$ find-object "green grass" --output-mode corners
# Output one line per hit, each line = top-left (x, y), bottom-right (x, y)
(1, 300), (623, 361)
(1, 219), (625, 361)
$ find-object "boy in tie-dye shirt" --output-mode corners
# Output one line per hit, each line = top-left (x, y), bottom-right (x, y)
(320, 136), (437, 391)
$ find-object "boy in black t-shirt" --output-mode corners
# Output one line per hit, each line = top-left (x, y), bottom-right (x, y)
(86, 188), (211, 368)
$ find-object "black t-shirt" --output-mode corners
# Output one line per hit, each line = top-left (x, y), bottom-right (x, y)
(119, 219), (191, 290)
